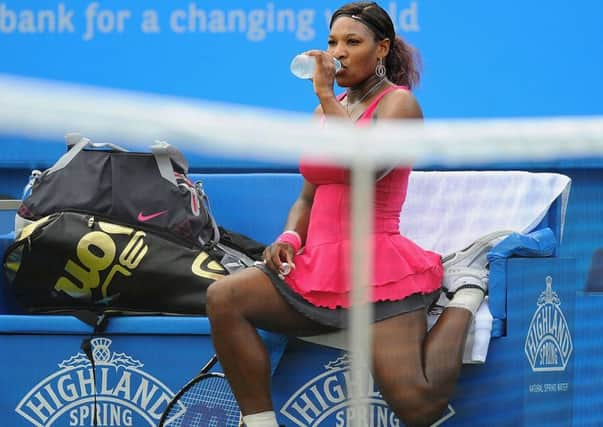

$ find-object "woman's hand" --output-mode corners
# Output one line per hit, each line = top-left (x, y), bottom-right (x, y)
(305, 50), (338, 98)
(263, 241), (296, 274)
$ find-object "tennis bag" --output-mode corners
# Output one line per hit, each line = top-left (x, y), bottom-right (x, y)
(4, 211), (230, 314)
(15, 133), (219, 248)
(3, 135), (264, 316)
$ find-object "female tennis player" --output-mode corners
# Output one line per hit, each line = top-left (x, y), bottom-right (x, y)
(206, 2), (489, 426)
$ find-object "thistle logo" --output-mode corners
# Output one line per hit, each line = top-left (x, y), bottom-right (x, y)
(524, 276), (573, 372)
(280, 354), (455, 426)
(16, 338), (178, 426)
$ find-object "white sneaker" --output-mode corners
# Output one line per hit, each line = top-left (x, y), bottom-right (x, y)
(443, 266), (489, 298)
(442, 230), (514, 270)
(441, 230), (514, 297)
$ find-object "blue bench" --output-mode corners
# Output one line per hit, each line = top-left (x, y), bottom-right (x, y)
(0, 170), (582, 426)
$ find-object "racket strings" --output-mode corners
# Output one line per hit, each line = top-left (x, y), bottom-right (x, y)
(164, 375), (241, 427)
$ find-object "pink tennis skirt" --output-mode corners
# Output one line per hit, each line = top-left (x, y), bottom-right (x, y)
(254, 263), (441, 329)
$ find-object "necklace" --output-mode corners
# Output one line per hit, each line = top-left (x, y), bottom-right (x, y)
(345, 78), (386, 116)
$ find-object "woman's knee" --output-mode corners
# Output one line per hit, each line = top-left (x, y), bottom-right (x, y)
(206, 278), (239, 318)
(385, 383), (449, 427)
(206, 269), (268, 319)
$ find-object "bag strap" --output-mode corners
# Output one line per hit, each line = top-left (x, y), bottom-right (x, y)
(73, 310), (109, 427)
(196, 181), (221, 246)
(60, 134), (189, 188)
(151, 140), (189, 186)
(151, 140), (188, 173)
(46, 133), (129, 176)
(65, 132), (129, 152)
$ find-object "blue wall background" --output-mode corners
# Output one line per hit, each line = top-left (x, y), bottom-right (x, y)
(1, 0), (602, 117)
(1, 0), (602, 290)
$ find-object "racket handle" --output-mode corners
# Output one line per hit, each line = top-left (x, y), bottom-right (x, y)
(201, 354), (219, 373)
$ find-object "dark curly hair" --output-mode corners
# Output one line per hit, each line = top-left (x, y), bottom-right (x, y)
(329, 2), (421, 88)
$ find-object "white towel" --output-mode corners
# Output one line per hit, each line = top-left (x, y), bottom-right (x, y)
(426, 298), (494, 364)
(401, 171), (570, 255)
(406, 171), (571, 363)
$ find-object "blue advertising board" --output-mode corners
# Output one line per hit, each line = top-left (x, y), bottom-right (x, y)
(1, 0), (601, 118)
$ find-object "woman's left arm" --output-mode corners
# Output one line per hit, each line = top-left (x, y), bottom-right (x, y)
(374, 89), (424, 120)
(372, 89), (423, 179)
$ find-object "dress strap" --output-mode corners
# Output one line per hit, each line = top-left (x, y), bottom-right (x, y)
(327, 85), (408, 123)
(359, 84), (408, 121)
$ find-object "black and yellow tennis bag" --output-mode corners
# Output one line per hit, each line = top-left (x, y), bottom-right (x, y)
(2, 135), (264, 316)
(4, 211), (233, 315)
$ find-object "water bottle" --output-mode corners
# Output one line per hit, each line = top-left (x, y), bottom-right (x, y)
(254, 260), (292, 278)
(279, 262), (292, 276)
(290, 54), (342, 79)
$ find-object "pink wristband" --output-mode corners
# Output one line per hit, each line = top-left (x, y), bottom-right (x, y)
(276, 230), (302, 253)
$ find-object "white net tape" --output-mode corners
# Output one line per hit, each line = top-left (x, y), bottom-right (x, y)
(1, 73), (603, 167)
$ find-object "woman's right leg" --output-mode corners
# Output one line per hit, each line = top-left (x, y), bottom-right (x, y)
(206, 267), (333, 416)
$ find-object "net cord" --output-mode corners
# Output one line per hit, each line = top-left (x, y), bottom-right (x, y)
(1, 74), (603, 167)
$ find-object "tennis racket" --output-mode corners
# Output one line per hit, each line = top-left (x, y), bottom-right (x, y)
(159, 354), (242, 427)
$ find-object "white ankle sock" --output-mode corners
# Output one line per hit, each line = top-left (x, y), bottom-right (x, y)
(447, 287), (485, 315)
(242, 411), (278, 427)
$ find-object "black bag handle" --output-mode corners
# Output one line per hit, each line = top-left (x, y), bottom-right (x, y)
(151, 140), (189, 186)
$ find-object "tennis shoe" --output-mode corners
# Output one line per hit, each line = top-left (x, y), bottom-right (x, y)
(442, 230), (514, 271)
(441, 230), (514, 298)
(442, 266), (489, 298)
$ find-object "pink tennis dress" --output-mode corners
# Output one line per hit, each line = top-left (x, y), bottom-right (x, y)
(283, 85), (443, 309)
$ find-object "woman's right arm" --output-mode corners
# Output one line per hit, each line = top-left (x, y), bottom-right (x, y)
(283, 179), (316, 245)
(263, 180), (315, 272)
(306, 50), (349, 119)
(262, 103), (322, 271)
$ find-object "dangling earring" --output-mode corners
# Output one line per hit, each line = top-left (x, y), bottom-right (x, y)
(375, 58), (386, 79)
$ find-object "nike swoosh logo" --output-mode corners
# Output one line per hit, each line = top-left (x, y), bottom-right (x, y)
(137, 210), (168, 222)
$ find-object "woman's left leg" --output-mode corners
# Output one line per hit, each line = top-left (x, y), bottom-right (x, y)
(371, 307), (472, 427)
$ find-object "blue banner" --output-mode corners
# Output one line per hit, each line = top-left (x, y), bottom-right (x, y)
(1, 0), (601, 118)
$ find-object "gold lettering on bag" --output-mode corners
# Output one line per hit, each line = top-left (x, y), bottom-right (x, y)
(100, 264), (132, 298)
(100, 231), (148, 298)
(119, 231), (148, 269)
(192, 251), (226, 281)
(54, 223), (149, 299)
(55, 232), (116, 299)
(98, 222), (134, 235)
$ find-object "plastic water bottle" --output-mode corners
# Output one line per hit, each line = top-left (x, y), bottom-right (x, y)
(254, 260), (292, 277)
(279, 262), (292, 276)
(290, 54), (342, 79)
